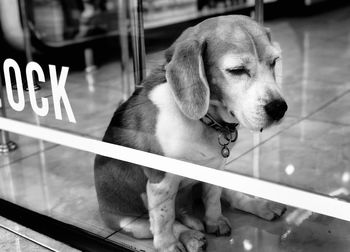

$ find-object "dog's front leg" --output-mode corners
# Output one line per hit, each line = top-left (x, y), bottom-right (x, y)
(147, 174), (184, 252)
(202, 184), (231, 236)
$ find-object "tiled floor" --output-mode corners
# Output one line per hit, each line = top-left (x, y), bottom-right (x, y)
(1, 3), (350, 252)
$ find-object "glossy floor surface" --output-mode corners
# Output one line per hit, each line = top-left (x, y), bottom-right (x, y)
(0, 216), (78, 252)
(1, 3), (350, 252)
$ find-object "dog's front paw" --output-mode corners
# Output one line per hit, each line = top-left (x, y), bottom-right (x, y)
(155, 235), (186, 252)
(256, 201), (287, 221)
(179, 230), (207, 252)
(205, 215), (231, 236)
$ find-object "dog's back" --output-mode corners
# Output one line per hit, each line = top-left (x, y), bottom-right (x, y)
(94, 67), (167, 217)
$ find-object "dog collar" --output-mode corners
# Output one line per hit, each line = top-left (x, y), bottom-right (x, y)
(200, 114), (239, 158)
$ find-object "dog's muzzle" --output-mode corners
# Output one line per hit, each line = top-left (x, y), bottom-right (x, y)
(264, 100), (288, 121)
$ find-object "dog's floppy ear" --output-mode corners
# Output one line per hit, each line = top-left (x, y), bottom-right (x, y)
(165, 39), (210, 120)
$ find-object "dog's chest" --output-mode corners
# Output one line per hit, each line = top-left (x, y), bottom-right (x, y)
(149, 83), (229, 170)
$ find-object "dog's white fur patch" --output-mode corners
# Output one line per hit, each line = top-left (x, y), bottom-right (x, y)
(147, 173), (180, 250)
(149, 82), (228, 170)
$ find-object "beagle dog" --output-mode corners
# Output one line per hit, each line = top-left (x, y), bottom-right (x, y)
(94, 15), (288, 252)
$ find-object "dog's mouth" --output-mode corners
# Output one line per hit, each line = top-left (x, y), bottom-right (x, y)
(230, 111), (235, 118)
(228, 111), (240, 125)
(230, 110), (268, 132)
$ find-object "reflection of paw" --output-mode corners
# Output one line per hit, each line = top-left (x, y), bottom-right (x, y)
(159, 241), (186, 252)
(257, 201), (287, 221)
(205, 215), (231, 236)
(179, 230), (207, 252)
(155, 235), (185, 252)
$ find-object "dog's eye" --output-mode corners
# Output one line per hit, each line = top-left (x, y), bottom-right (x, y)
(270, 57), (279, 68)
(226, 67), (250, 77)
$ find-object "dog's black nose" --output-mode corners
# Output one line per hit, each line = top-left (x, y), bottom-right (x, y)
(264, 100), (288, 121)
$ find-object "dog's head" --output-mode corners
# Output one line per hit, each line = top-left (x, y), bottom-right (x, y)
(165, 15), (287, 131)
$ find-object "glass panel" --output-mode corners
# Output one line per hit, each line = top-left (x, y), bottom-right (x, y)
(31, 0), (119, 45)
(0, 0), (350, 251)
(1, 135), (350, 252)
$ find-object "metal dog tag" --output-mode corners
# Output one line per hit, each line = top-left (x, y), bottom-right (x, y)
(221, 146), (230, 158)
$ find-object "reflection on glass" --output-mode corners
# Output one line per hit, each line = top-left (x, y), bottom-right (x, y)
(285, 164), (295, 175)
(243, 239), (253, 251)
(342, 172), (350, 184)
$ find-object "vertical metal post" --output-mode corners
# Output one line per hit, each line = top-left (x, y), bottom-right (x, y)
(0, 80), (18, 153)
(18, 0), (40, 91)
(118, 0), (132, 100)
(129, 0), (146, 87)
(84, 48), (97, 92)
(255, 0), (264, 24)
(252, 0), (264, 179)
(84, 48), (97, 73)
(300, 32), (309, 142)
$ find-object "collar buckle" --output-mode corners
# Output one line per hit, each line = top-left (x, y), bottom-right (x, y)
(200, 114), (239, 158)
